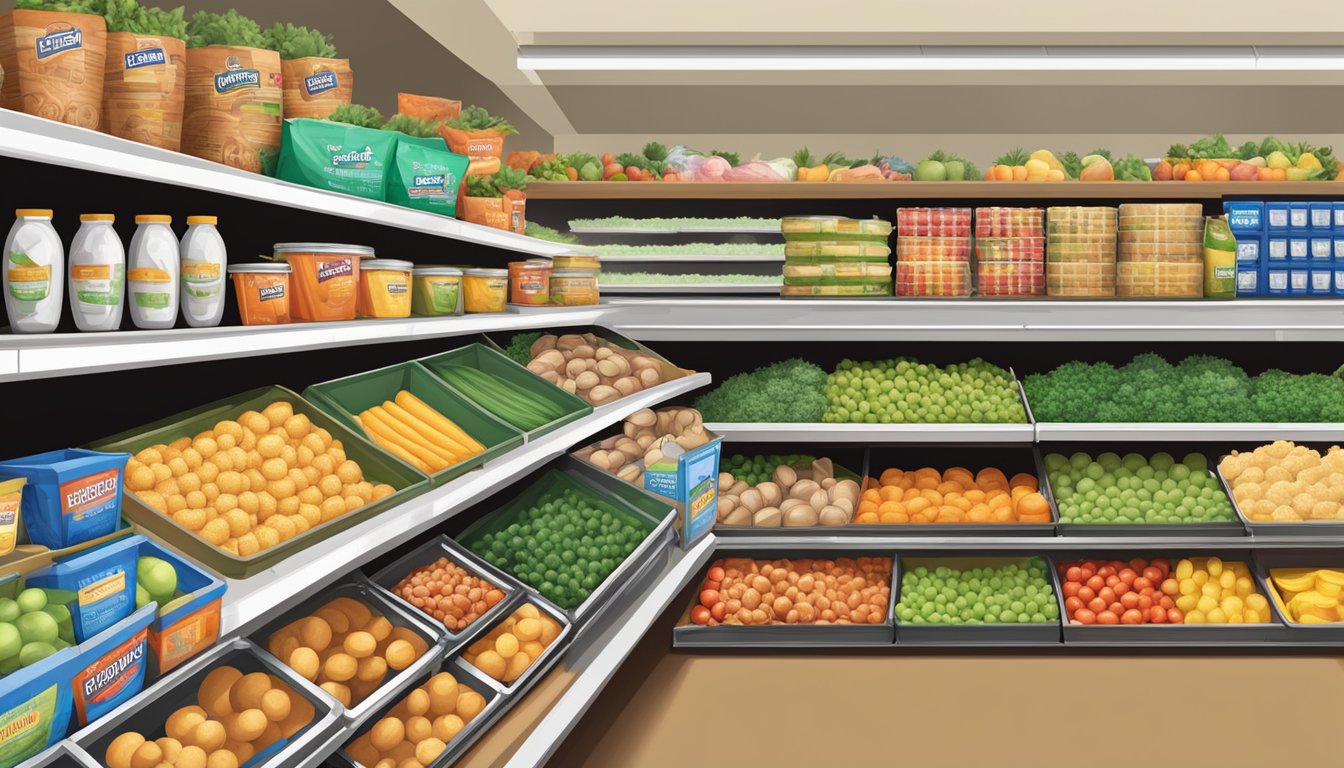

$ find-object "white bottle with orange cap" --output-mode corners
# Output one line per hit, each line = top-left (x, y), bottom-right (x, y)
(68, 213), (125, 332)
(179, 215), (226, 328)
(3, 209), (64, 333)
(127, 214), (179, 330)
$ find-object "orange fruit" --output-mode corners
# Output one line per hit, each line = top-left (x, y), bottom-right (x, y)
(877, 501), (904, 518)
(992, 506), (1015, 522)
(935, 507), (965, 523)
(920, 489), (943, 506)
(968, 505), (992, 522)
(879, 510), (909, 524)
(975, 467), (1008, 486)
(857, 500), (879, 517)
(1017, 492), (1050, 518)
(935, 481), (963, 496)
(879, 468), (904, 485)
(855, 511), (880, 524)
(963, 489), (986, 505)
(915, 475), (939, 490)
(915, 508), (939, 523)
(947, 496), (972, 512)
(862, 488), (881, 504)
(1011, 485), (1033, 502)
(987, 492), (1012, 510)
(879, 485), (903, 502)
(913, 467), (940, 482)
(1009, 473), (1039, 490)
(944, 467), (974, 488)
(902, 487), (921, 501)
(906, 497), (931, 514)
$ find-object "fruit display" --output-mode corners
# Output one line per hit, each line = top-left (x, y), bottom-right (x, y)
(519, 332), (675, 406)
(720, 454), (816, 486)
(1220, 440), (1344, 522)
(428, 362), (578, 432)
(0, 587), (75, 673)
(575, 407), (713, 486)
(103, 665), (316, 768)
(975, 207), (1045, 297)
(986, 149), (1069, 182)
(1158, 135), (1338, 182)
(857, 466), (1050, 524)
(688, 557), (893, 626)
(1267, 568), (1344, 623)
(1115, 204), (1204, 298)
(912, 151), (980, 182)
(1024, 353), (1344, 423)
(388, 555), (508, 633)
(693, 359), (829, 423)
(463, 475), (651, 609)
(356, 391), (486, 474)
(716, 458), (861, 527)
(265, 595), (430, 708)
(1046, 206), (1116, 297)
(124, 400), (395, 556)
(1058, 557), (1269, 625)
(1044, 451), (1235, 526)
(895, 558), (1059, 625)
(462, 602), (565, 683)
(822, 358), (1027, 424)
(343, 669), (490, 768)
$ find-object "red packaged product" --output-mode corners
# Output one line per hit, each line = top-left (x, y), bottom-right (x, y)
(975, 237), (1045, 263)
(895, 262), (970, 297)
(896, 207), (972, 238)
(974, 207), (1045, 239)
(977, 261), (1045, 296)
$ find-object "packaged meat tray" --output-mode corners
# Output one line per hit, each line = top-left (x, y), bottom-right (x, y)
(977, 261), (1045, 296)
(976, 237), (1044, 263)
(781, 216), (893, 241)
(896, 237), (971, 262)
(975, 207), (1044, 238)
(896, 261), (971, 297)
(1116, 262), (1203, 297)
(1117, 242), (1204, 262)
(1046, 207), (1117, 234)
(896, 207), (972, 237)
(784, 241), (892, 260)
(1047, 262), (1116, 297)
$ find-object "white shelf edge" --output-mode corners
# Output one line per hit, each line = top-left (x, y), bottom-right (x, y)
(216, 373), (711, 637)
(0, 109), (569, 257)
(706, 422), (1035, 443)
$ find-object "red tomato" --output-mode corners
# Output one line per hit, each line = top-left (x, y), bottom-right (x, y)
(1142, 566), (1163, 583)
(710, 602), (726, 621)
(1075, 608), (1097, 624)
(1119, 569), (1137, 584)
(1065, 596), (1084, 613)
(1138, 594), (1154, 610)
(1097, 610), (1120, 625)
(1160, 579), (1180, 596)
(1149, 606), (1167, 623)
(1079, 567), (1095, 581)
(1133, 577), (1153, 591)
(1098, 566), (1115, 578)
(1105, 575), (1120, 588)
(1113, 582), (1131, 597)
(1109, 602), (1124, 616)
(691, 605), (711, 625)
(1167, 608), (1184, 624)
(703, 580), (721, 592)
(1121, 609), (1144, 624)
(1151, 557), (1171, 576)
(1088, 597), (1107, 613)
(1099, 587), (1116, 604)
(700, 589), (720, 606)
(1065, 566), (1082, 582)
(1063, 581), (1081, 597)
(1158, 596), (1174, 610)
(1119, 592), (1140, 609)
(1086, 575), (1105, 591)
(1078, 586), (1096, 602)
(1128, 558), (1147, 572)
(707, 566), (725, 582)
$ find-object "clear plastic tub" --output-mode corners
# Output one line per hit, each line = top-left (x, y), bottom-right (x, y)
(1047, 263), (1116, 297)
(896, 208), (972, 238)
(895, 262), (971, 297)
(1046, 207), (1117, 234)
(1117, 217), (1205, 233)
(1118, 229), (1204, 245)
(977, 261), (1045, 297)
(784, 241), (891, 260)
(974, 207), (1044, 239)
(976, 237), (1044, 263)
(1116, 262), (1203, 297)
(780, 281), (892, 297)
(781, 216), (892, 241)
(896, 237), (971, 262)
(1118, 203), (1203, 218)
(783, 262), (892, 279)
(1117, 242), (1204, 261)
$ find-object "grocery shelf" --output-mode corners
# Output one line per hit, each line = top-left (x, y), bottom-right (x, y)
(1035, 422), (1344, 442)
(0, 307), (603, 381)
(210, 373), (711, 638)
(0, 109), (569, 257)
(528, 180), (1344, 200)
(704, 422), (1035, 443)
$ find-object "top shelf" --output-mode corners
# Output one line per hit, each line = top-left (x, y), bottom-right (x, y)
(527, 180), (1344, 200)
(0, 110), (568, 257)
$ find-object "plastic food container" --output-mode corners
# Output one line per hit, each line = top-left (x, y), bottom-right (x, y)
(893, 556), (1063, 646)
(274, 242), (369, 322)
(0, 478), (22, 557)
(356, 258), (413, 319)
(229, 263), (292, 326)
(1117, 242), (1204, 261)
(133, 536), (226, 675)
(784, 241), (891, 260)
(896, 237), (971, 262)
(1119, 203), (1203, 218)
(0, 449), (129, 549)
(781, 281), (892, 297)
(975, 237), (1044, 263)
(1047, 262), (1116, 297)
(977, 261), (1045, 296)
(1117, 216), (1205, 232)
(550, 268), (599, 306)
(781, 216), (892, 241)
(896, 262), (970, 297)
(1116, 262), (1203, 297)
(784, 262), (892, 279)
(25, 535), (139, 643)
(975, 207), (1044, 238)
(411, 266), (463, 316)
(1118, 228), (1204, 245)
(462, 268), (508, 313)
(508, 260), (552, 305)
(896, 207), (972, 237)
(551, 253), (601, 271)
(1046, 207), (1117, 235)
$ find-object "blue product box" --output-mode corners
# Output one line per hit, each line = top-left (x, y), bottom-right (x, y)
(1236, 267), (1261, 296)
(1289, 202), (1311, 229)
(1310, 202), (1334, 230)
(26, 536), (139, 643)
(0, 573), (81, 766)
(1266, 268), (1289, 295)
(0, 450), (130, 550)
(1336, 269), (1344, 296)
(1289, 267), (1311, 295)
(1235, 235), (1262, 263)
(1334, 202), (1344, 230)
(68, 603), (155, 728)
(642, 433), (722, 548)
(1311, 269), (1334, 295)
(1266, 235), (1289, 262)
(1335, 237), (1344, 262)
(1266, 202), (1291, 230)
(134, 538), (226, 675)
(1288, 232), (1311, 261)
(1224, 201), (1264, 232)
(1311, 237), (1334, 261)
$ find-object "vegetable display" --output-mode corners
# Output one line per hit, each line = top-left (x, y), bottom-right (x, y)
(824, 358), (1027, 424)
(519, 332), (671, 406)
(689, 557), (892, 626)
(261, 21), (336, 59)
(102, 0), (188, 36)
(587, 243), (783, 258)
(357, 390), (486, 475)
(1220, 440), (1344, 523)
(692, 359), (828, 423)
(896, 558), (1059, 625)
(858, 465), (1050, 524)
(1268, 568), (1344, 624)
(446, 105), (518, 136)
(522, 222), (579, 244)
(185, 9), (267, 48)
(1058, 557), (1270, 625)
(720, 454), (817, 487)
(380, 114), (440, 138)
(429, 363), (573, 431)
(327, 103), (386, 129)
(1157, 134), (1338, 182)
(716, 459), (862, 527)
(1044, 451), (1234, 525)
(463, 167), (526, 198)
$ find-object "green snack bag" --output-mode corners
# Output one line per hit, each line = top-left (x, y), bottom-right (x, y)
(387, 135), (470, 216)
(1203, 216), (1236, 300)
(276, 118), (398, 200)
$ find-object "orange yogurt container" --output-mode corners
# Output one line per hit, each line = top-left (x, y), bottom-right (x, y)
(274, 242), (369, 322)
(357, 258), (414, 318)
(508, 259), (552, 305)
(228, 263), (292, 325)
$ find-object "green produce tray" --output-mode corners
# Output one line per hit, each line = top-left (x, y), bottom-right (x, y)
(894, 556), (1063, 646)
(419, 343), (593, 442)
(88, 386), (428, 579)
(305, 361), (523, 487)
(456, 460), (674, 627)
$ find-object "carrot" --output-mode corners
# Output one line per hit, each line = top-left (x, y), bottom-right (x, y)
(394, 391), (486, 453)
(363, 408), (455, 469)
(380, 400), (473, 457)
(359, 413), (434, 473)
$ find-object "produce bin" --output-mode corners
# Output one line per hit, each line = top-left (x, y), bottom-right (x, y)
(418, 343), (592, 442)
(132, 537), (226, 676)
(252, 579), (445, 726)
(87, 386), (429, 579)
(305, 361), (524, 486)
(24, 535), (140, 643)
(456, 461), (676, 629)
(367, 534), (521, 654)
(1042, 451), (1246, 538)
(1056, 553), (1285, 645)
(893, 556), (1063, 646)
(460, 596), (573, 698)
(329, 657), (506, 768)
(484, 325), (695, 394)
(0, 575), (84, 766)
(0, 525), (133, 584)
(672, 551), (898, 648)
(1255, 555), (1344, 643)
(1217, 456), (1344, 538)
(75, 638), (340, 768)
(69, 604), (156, 728)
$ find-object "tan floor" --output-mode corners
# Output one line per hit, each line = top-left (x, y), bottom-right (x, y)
(557, 652), (1344, 767)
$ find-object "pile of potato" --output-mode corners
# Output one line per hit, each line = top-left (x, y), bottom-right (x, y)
(576, 407), (712, 486)
(524, 333), (669, 405)
(718, 458), (861, 527)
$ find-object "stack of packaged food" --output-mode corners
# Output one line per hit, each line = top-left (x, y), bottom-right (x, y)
(1116, 203), (1204, 298)
(974, 207), (1045, 297)
(895, 207), (971, 297)
(1046, 206), (1117, 297)
(780, 216), (893, 297)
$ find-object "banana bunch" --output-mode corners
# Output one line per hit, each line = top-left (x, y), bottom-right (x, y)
(1271, 569), (1344, 624)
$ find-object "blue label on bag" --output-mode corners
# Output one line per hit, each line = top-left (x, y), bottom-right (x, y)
(304, 71), (338, 95)
(124, 47), (166, 70)
(35, 25), (81, 59)
(214, 57), (260, 93)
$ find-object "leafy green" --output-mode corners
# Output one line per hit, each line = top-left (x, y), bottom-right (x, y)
(993, 148), (1029, 167)
(186, 9), (266, 48)
(100, 0), (186, 37)
(261, 21), (336, 60)
(501, 332), (543, 366)
(791, 147), (818, 167)
(446, 105), (518, 136)
(523, 222), (578, 244)
(1086, 148), (1114, 163)
(527, 156), (569, 182)
(1234, 140), (1262, 161)
(693, 359), (829, 422)
(642, 141), (668, 162)
(464, 167), (527, 198)
(381, 114), (439, 138)
(709, 150), (741, 167)
(615, 152), (652, 172)
(1171, 134), (1234, 160)
(16, 0), (103, 13)
(820, 151), (853, 168)
(1058, 151), (1083, 180)
(327, 103), (385, 129)
(1112, 155), (1152, 181)
(1259, 136), (1290, 159)
(562, 153), (598, 172)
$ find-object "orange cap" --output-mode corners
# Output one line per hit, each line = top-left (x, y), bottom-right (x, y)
(15, 209), (52, 218)
(80, 213), (115, 222)
(186, 216), (218, 225)
(135, 214), (172, 224)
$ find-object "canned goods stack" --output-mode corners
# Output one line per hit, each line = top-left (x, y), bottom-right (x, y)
(895, 207), (971, 297)
(1046, 206), (1117, 297)
(1116, 203), (1204, 298)
(780, 216), (893, 297)
(974, 207), (1044, 297)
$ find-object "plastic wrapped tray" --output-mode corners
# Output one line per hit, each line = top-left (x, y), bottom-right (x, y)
(88, 386), (429, 579)
(784, 240), (891, 260)
(367, 534), (522, 653)
(1118, 229), (1204, 245)
(896, 262), (970, 297)
(896, 236), (971, 262)
(75, 639), (341, 768)
(977, 261), (1045, 297)
(1046, 207), (1117, 234)
(780, 216), (892, 241)
(975, 237), (1044, 263)
(671, 551), (897, 648)
(975, 207), (1044, 238)
(783, 262), (892, 280)
(897, 207), (972, 237)
(894, 556), (1063, 646)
